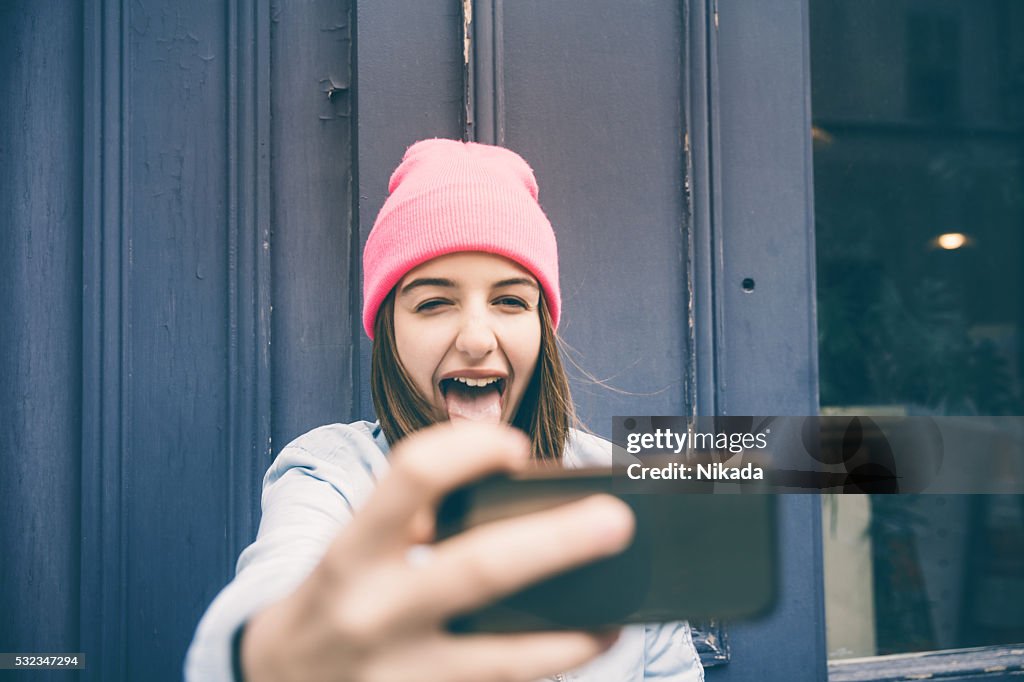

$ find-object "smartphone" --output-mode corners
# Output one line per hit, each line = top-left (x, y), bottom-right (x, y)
(436, 467), (778, 632)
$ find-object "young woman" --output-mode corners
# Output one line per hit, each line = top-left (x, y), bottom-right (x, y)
(185, 139), (704, 681)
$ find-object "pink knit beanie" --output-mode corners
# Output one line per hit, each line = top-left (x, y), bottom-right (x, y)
(362, 138), (561, 339)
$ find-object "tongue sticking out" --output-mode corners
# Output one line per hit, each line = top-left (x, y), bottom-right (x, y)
(444, 381), (503, 423)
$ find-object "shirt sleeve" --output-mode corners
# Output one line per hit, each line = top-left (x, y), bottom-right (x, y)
(643, 621), (706, 681)
(184, 425), (387, 682)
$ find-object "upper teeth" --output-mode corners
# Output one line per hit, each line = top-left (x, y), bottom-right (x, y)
(451, 376), (501, 387)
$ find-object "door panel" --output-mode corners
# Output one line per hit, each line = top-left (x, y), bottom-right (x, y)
(710, 1), (826, 679)
(500, 0), (690, 433)
(0, 3), (83, 676)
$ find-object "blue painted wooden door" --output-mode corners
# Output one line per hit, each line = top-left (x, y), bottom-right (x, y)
(0, 1), (824, 680)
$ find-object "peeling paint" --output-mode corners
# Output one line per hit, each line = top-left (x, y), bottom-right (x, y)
(320, 77), (349, 100)
(462, 0), (472, 65)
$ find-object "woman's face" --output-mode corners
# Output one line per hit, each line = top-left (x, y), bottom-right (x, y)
(393, 252), (542, 425)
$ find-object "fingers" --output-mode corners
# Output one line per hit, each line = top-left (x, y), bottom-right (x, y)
(403, 494), (635, 624)
(362, 629), (622, 682)
(334, 422), (531, 561)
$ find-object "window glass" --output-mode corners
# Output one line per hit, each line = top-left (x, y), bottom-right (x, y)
(810, 0), (1024, 659)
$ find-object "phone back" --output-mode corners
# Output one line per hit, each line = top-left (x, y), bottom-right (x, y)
(436, 470), (778, 632)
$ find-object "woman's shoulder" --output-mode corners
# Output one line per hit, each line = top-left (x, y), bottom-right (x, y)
(281, 420), (385, 459)
(265, 421), (391, 495)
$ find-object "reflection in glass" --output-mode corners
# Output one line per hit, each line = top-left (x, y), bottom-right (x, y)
(811, 0), (1024, 659)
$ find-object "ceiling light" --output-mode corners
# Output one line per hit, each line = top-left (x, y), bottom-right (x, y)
(935, 232), (968, 250)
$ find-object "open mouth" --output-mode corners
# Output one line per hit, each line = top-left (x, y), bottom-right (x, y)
(439, 377), (507, 423)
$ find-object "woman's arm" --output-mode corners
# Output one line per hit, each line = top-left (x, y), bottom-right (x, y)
(185, 424), (381, 681)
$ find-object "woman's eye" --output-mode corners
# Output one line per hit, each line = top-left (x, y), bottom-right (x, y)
(415, 299), (449, 312)
(495, 297), (529, 309)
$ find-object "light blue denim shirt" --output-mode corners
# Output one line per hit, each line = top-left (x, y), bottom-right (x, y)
(184, 421), (705, 682)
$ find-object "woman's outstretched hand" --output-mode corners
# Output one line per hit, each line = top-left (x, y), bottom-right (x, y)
(240, 421), (635, 682)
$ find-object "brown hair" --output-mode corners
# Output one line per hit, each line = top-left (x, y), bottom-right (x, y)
(370, 290), (574, 462)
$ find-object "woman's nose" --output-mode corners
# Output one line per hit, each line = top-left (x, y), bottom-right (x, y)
(454, 314), (498, 358)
